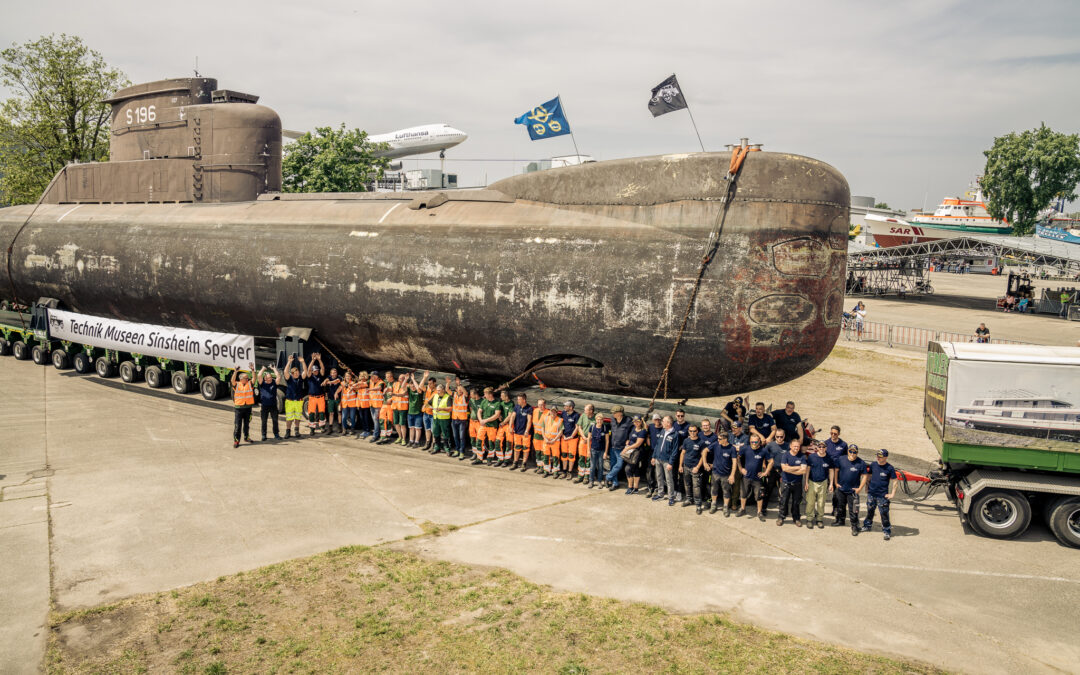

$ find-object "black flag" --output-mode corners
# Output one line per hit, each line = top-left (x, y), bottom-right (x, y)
(648, 74), (688, 117)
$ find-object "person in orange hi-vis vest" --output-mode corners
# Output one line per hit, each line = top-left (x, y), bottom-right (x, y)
(354, 372), (370, 438)
(378, 383), (395, 443)
(542, 407), (564, 476)
(391, 374), (409, 446)
(367, 373), (384, 442)
(531, 400), (549, 475)
(338, 372), (358, 435)
(451, 383), (470, 459)
(230, 361), (256, 448)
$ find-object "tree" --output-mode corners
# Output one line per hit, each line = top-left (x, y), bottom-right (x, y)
(282, 125), (389, 193)
(0, 34), (128, 205)
(981, 124), (1080, 236)
(873, 201), (891, 210)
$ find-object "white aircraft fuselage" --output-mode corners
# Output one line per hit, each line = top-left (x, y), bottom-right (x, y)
(369, 124), (468, 159)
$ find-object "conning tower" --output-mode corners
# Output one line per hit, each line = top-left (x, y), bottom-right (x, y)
(40, 77), (281, 204)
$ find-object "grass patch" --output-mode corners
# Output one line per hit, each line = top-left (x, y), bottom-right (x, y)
(45, 547), (944, 674)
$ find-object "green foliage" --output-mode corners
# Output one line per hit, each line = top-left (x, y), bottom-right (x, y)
(0, 34), (128, 205)
(282, 124), (388, 193)
(873, 201), (890, 210)
(981, 124), (1080, 236)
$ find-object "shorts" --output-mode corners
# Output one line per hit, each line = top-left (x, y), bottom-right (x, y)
(393, 410), (407, 426)
(422, 413), (433, 431)
(560, 438), (577, 460)
(408, 413), (423, 429)
(480, 425), (498, 442)
(285, 399), (304, 422)
(513, 433), (530, 450)
(307, 395), (326, 414)
(326, 398), (339, 413)
(741, 477), (764, 501)
(578, 436), (589, 458)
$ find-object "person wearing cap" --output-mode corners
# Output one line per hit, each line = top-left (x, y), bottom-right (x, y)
(862, 449), (898, 540)
(833, 443), (868, 534)
(574, 403), (596, 483)
(737, 436), (771, 521)
(606, 405), (633, 489)
(623, 415), (649, 494)
(651, 415), (680, 505)
(644, 413), (663, 498)
(587, 411), (609, 487)
(558, 400), (581, 479)
(706, 430), (738, 516)
(777, 439), (808, 526)
(803, 440), (835, 528)
(679, 425), (708, 514)
(720, 395), (746, 433)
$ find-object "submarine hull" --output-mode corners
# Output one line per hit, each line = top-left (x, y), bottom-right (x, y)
(1, 151), (849, 397)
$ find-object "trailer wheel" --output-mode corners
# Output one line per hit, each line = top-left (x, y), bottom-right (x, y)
(32, 345), (50, 365)
(172, 370), (191, 394)
(200, 376), (223, 401)
(970, 489), (1031, 539)
(119, 361), (141, 383)
(145, 365), (165, 388)
(1046, 497), (1080, 549)
(51, 349), (70, 370)
(95, 357), (115, 378)
(12, 340), (30, 360)
(72, 352), (93, 374)
(0, 338), (10, 356)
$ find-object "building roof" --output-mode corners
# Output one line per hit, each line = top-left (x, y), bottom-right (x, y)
(848, 235), (1080, 272)
(939, 341), (1080, 365)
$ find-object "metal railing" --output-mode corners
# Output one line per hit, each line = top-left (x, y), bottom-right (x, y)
(841, 319), (1036, 349)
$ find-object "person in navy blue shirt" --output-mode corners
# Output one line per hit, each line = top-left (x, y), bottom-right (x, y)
(727, 421), (750, 513)
(706, 433), (739, 516)
(644, 413), (664, 498)
(824, 425), (848, 519)
(777, 439), (808, 526)
(738, 436), (772, 521)
(678, 426), (708, 513)
(747, 402), (776, 444)
(772, 401), (804, 444)
(862, 449), (898, 540)
(670, 409), (690, 501)
(698, 419), (720, 508)
(282, 355), (306, 439)
(651, 416), (680, 505)
(763, 429), (790, 514)
(804, 441), (834, 528)
(834, 444), (868, 534)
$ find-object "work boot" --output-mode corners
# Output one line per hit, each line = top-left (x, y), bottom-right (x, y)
(696, 504), (703, 515)
(758, 513), (766, 522)
(233, 440), (239, 448)
(261, 434), (267, 442)
(883, 532), (891, 541)
(776, 518), (783, 526)
(682, 500), (693, 508)
(851, 527), (860, 537)
(832, 519), (844, 527)
(724, 507), (731, 517)
(736, 508), (746, 517)
(573, 476), (583, 484)
(284, 429), (291, 439)
(274, 434), (282, 440)
(709, 502), (718, 514)
(244, 437), (252, 444)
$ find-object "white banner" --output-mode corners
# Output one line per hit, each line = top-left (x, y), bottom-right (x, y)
(47, 309), (255, 369)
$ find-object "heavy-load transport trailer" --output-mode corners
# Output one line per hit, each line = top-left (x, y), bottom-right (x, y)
(0, 300), (305, 406)
(920, 341), (1080, 548)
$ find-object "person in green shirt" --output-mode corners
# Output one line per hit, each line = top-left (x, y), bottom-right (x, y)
(495, 389), (515, 466)
(406, 378), (425, 448)
(473, 386), (503, 466)
(468, 388), (482, 460)
(575, 403), (596, 485)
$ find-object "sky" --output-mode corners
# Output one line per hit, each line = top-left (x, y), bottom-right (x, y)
(3, 0), (1079, 211)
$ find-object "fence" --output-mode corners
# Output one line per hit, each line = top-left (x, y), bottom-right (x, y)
(841, 319), (1035, 349)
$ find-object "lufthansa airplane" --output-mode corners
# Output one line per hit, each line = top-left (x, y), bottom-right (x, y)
(283, 123), (468, 161)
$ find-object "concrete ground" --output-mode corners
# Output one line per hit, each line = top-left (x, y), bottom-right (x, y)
(2, 357), (1078, 674)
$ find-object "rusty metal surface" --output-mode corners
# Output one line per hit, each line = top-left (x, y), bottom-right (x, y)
(2, 150), (847, 397)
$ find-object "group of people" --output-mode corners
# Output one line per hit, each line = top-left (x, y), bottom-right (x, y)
(229, 358), (901, 540)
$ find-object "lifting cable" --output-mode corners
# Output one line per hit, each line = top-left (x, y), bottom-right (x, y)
(646, 146), (749, 414)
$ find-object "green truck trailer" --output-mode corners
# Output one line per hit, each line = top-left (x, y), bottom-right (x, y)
(924, 341), (1080, 548)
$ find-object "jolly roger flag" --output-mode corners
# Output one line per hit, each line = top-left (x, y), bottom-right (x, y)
(648, 74), (688, 117)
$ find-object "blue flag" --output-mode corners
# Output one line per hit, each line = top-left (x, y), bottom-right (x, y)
(514, 96), (571, 140)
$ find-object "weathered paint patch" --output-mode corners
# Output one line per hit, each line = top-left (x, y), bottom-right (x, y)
(772, 237), (828, 277)
(349, 231), (380, 238)
(260, 257), (294, 280)
(56, 244), (80, 268)
(748, 294), (814, 325)
(24, 254), (49, 269)
(617, 183), (643, 198)
(365, 279), (485, 302)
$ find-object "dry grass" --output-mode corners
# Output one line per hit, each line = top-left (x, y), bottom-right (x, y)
(46, 545), (944, 674)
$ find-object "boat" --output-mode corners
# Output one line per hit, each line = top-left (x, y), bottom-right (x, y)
(947, 390), (1080, 442)
(865, 182), (1011, 248)
(1036, 223), (1080, 245)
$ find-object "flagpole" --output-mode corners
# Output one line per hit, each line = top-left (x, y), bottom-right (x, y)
(558, 94), (583, 159)
(685, 104), (706, 153)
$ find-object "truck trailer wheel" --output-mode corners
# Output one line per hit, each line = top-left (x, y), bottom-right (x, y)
(970, 489), (1031, 539)
(200, 376), (222, 401)
(72, 352), (93, 374)
(1046, 497), (1080, 549)
(172, 371), (191, 394)
(51, 349), (70, 370)
(95, 357), (115, 378)
(32, 345), (50, 365)
(12, 340), (30, 360)
(0, 338), (10, 356)
(145, 365), (165, 388)
(119, 361), (141, 383)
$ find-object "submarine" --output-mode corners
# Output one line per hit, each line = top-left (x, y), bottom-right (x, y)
(0, 77), (849, 398)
